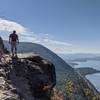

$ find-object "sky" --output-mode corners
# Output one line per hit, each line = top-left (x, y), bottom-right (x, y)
(0, 0), (100, 54)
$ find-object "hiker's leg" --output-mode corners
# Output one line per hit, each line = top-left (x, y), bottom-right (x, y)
(15, 47), (17, 54)
(11, 45), (13, 55)
(11, 43), (14, 56)
(14, 42), (17, 55)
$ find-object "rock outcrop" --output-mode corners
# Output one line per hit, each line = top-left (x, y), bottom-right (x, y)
(0, 37), (9, 54)
(0, 37), (4, 51)
(0, 63), (20, 100)
(0, 55), (57, 100)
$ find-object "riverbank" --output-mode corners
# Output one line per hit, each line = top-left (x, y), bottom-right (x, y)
(75, 67), (100, 94)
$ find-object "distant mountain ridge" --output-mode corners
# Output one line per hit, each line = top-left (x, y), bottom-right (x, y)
(59, 53), (100, 61)
(4, 41), (75, 92)
(4, 41), (73, 71)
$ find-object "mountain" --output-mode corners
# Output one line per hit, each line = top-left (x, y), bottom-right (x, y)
(4, 41), (75, 92)
(59, 53), (100, 62)
(4, 41), (73, 72)
(2, 41), (100, 100)
(76, 67), (100, 77)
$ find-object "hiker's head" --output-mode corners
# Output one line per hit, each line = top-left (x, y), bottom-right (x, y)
(13, 30), (16, 34)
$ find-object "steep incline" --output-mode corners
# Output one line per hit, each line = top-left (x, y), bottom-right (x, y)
(4, 42), (79, 92)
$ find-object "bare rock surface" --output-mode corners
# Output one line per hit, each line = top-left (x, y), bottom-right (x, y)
(0, 55), (56, 100)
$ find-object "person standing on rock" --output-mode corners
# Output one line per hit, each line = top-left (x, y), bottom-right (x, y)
(9, 30), (19, 56)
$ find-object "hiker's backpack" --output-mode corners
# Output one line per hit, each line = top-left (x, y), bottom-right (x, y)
(10, 33), (18, 41)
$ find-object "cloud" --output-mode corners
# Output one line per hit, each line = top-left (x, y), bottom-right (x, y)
(19, 32), (73, 54)
(0, 18), (73, 54)
(20, 32), (72, 46)
(0, 18), (27, 33)
(43, 39), (72, 46)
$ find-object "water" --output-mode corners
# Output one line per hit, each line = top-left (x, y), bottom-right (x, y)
(86, 74), (100, 92)
(73, 60), (100, 92)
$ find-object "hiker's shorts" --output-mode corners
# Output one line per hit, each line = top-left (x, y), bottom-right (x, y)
(11, 41), (17, 49)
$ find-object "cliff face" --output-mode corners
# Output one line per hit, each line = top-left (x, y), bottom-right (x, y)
(0, 37), (4, 51)
(0, 37), (9, 54)
(0, 55), (57, 100)
(0, 61), (20, 100)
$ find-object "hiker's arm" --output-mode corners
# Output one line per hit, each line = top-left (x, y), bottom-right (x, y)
(17, 35), (19, 44)
(17, 38), (19, 44)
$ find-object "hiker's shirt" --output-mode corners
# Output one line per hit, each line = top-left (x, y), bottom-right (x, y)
(9, 33), (18, 46)
(10, 33), (18, 43)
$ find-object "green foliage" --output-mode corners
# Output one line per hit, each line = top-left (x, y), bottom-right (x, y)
(51, 89), (64, 100)
(65, 80), (76, 99)
(65, 78), (100, 100)
(84, 88), (100, 100)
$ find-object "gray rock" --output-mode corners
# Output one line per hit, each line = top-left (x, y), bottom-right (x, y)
(0, 55), (56, 100)
(0, 36), (4, 51)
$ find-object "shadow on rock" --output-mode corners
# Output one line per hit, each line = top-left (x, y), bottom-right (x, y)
(8, 55), (56, 100)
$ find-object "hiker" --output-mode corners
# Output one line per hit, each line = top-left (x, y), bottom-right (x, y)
(9, 30), (19, 56)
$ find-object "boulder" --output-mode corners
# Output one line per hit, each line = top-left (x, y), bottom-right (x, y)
(0, 55), (56, 100)
(0, 36), (4, 51)
(0, 36), (9, 54)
